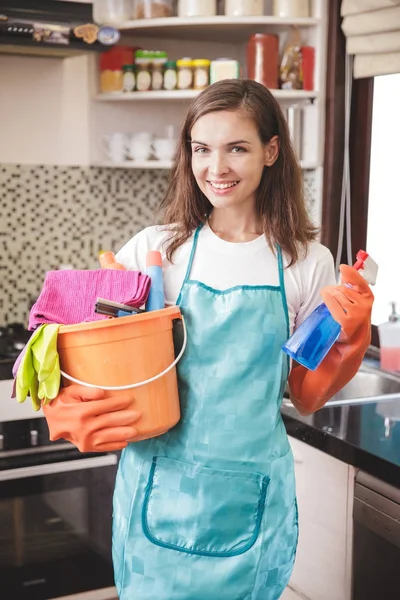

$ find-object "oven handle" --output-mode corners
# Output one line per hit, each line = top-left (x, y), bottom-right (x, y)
(0, 454), (118, 482)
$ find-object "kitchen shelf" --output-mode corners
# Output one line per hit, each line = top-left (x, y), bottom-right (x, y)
(94, 160), (319, 170)
(93, 160), (172, 169)
(118, 15), (320, 42)
(95, 89), (318, 102)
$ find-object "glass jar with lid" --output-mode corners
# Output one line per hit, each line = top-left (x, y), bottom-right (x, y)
(163, 61), (177, 90)
(133, 0), (174, 18)
(135, 49), (152, 91)
(93, 0), (133, 25)
(193, 59), (210, 90)
(176, 58), (194, 90)
(151, 51), (167, 90)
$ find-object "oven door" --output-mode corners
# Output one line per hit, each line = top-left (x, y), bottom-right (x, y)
(0, 451), (118, 600)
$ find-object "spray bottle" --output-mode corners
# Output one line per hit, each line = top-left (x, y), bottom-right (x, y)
(145, 250), (165, 312)
(282, 250), (378, 371)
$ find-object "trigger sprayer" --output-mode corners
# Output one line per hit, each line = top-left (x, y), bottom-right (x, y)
(282, 250), (378, 371)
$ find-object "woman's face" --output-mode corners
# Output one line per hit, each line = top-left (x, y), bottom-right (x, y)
(190, 109), (277, 211)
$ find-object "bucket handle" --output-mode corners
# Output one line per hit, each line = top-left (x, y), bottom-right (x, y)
(59, 315), (187, 391)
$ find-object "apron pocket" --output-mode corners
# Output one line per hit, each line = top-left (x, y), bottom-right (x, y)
(142, 456), (269, 557)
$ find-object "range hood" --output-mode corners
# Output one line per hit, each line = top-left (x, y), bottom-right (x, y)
(0, 1), (117, 58)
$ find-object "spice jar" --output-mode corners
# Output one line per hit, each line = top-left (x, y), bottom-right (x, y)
(135, 50), (152, 91)
(133, 0), (174, 18)
(122, 64), (136, 92)
(163, 61), (178, 90)
(193, 59), (211, 90)
(151, 51), (167, 90)
(247, 34), (279, 89)
(178, 0), (217, 17)
(225, 0), (263, 16)
(177, 58), (194, 90)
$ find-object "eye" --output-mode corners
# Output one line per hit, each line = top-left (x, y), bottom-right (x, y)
(230, 146), (246, 153)
(193, 147), (209, 154)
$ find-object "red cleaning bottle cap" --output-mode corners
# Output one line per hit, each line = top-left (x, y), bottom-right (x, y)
(146, 250), (162, 268)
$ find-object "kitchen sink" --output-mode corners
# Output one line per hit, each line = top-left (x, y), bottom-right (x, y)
(283, 362), (400, 408)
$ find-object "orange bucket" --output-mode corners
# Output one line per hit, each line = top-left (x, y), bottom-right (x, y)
(57, 306), (186, 442)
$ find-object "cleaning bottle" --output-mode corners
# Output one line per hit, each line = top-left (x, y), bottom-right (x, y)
(99, 251), (126, 270)
(282, 250), (378, 371)
(145, 250), (165, 312)
(378, 302), (400, 373)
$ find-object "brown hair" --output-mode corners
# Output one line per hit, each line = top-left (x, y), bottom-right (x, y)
(160, 79), (318, 265)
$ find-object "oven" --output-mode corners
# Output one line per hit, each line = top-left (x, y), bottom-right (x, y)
(0, 417), (119, 600)
(352, 470), (400, 599)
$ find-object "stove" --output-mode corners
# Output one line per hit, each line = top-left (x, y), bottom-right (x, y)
(0, 321), (32, 380)
(0, 324), (118, 598)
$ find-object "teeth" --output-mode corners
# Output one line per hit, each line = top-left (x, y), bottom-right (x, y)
(209, 181), (239, 189)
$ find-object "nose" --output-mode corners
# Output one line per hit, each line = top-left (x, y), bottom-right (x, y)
(209, 150), (230, 177)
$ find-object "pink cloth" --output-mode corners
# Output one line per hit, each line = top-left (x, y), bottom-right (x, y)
(28, 269), (151, 330)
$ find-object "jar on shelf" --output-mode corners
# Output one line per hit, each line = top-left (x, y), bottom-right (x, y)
(178, 0), (217, 17)
(151, 50), (167, 90)
(247, 34), (279, 89)
(177, 58), (194, 90)
(210, 58), (240, 84)
(93, 0), (133, 25)
(133, 0), (174, 18)
(99, 46), (134, 93)
(225, 0), (263, 17)
(122, 64), (136, 92)
(135, 50), (152, 91)
(273, 0), (310, 18)
(163, 61), (178, 90)
(193, 59), (211, 90)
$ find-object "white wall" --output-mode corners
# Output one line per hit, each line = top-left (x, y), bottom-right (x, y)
(0, 54), (91, 165)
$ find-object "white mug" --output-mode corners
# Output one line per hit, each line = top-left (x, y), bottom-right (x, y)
(152, 137), (177, 161)
(101, 133), (127, 163)
(126, 133), (153, 161)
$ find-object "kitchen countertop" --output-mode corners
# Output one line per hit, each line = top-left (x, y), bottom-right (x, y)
(282, 398), (400, 487)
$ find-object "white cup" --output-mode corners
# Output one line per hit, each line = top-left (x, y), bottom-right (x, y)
(152, 137), (177, 161)
(126, 133), (153, 161)
(101, 133), (127, 163)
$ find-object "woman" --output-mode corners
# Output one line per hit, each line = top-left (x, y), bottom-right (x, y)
(43, 80), (373, 599)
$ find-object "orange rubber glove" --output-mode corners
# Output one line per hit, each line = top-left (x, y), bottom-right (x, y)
(288, 264), (374, 414)
(42, 384), (141, 452)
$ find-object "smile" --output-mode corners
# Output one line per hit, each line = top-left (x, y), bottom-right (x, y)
(208, 181), (239, 190)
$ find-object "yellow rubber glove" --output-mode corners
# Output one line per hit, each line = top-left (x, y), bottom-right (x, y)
(289, 265), (374, 414)
(42, 384), (141, 452)
(31, 323), (61, 403)
(16, 325), (46, 409)
(16, 324), (61, 410)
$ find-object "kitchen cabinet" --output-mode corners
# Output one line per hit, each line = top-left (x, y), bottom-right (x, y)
(288, 436), (355, 600)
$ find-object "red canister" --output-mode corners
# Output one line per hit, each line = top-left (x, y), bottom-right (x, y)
(247, 33), (279, 90)
(301, 46), (315, 91)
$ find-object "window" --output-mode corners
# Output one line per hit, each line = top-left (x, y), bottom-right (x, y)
(367, 73), (400, 325)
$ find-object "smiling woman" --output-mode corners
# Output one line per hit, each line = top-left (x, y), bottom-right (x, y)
(42, 79), (374, 600)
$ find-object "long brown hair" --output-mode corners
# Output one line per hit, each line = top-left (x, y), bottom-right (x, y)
(160, 79), (318, 265)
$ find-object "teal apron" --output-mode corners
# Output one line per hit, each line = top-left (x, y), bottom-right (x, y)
(113, 227), (298, 600)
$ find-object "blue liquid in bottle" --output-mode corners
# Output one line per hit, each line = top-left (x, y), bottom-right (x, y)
(282, 303), (341, 371)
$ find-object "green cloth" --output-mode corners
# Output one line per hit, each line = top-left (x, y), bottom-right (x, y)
(16, 324), (61, 411)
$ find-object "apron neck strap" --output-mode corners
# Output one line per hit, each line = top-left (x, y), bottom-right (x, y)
(277, 245), (290, 338)
(182, 225), (202, 284)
